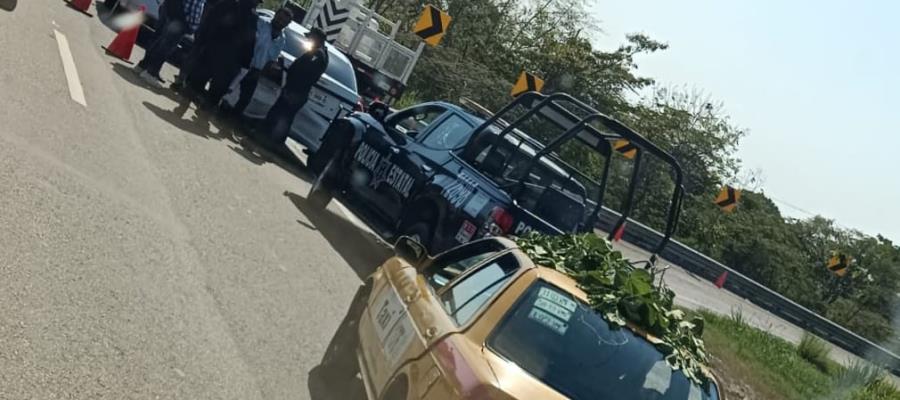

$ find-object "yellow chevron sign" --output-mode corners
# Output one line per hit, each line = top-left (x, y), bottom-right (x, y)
(511, 71), (544, 97)
(827, 252), (851, 277)
(414, 5), (451, 47)
(714, 185), (741, 213)
(613, 139), (637, 159)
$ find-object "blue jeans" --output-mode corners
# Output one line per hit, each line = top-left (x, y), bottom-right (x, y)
(137, 13), (187, 78)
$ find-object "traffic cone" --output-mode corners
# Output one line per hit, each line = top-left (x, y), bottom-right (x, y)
(612, 223), (626, 242)
(66, 0), (93, 17)
(102, 6), (145, 63)
(714, 271), (729, 289)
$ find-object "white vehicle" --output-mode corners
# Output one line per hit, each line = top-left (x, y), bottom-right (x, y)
(223, 9), (361, 152)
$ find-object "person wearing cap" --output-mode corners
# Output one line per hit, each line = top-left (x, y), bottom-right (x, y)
(185, 0), (260, 110)
(260, 27), (329, 148)
(227, 7), (293, 118)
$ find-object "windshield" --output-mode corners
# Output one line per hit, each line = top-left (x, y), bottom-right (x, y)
(283, 28), (358, 90)
(488, 281), (718, 400)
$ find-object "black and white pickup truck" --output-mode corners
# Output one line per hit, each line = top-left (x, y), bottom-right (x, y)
(306, 92), (686, 256)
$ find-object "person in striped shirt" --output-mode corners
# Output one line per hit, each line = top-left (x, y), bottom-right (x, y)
(134, 0), (206, 87)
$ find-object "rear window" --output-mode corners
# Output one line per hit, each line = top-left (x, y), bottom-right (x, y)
(421, 114), (474, 150)
(488, 281), (719, 400)
(438, 253), (520, 326)
(283, 29), (358, 90)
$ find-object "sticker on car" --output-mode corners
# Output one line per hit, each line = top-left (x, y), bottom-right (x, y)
(454, 220), (477, 244)
(371, 286), (416, 366)
(528, 308), (568, 336)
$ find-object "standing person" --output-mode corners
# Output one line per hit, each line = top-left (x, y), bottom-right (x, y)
(261, 27), (328, 147)
(170, 0), (224, 92)
(227, 7), (292, 118)
(134, 0), (206, 87)
(186, 0), (259, 111)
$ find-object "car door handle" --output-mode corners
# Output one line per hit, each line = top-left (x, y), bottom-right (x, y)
(389, 146), (401, 155)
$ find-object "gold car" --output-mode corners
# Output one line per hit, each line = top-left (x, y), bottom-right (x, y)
(320, 237), (722, 400)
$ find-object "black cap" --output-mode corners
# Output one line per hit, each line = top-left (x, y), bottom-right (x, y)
(306, 27), (327, 43)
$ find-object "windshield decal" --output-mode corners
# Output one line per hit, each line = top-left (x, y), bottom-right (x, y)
(354, 142), (414, 198)
(534, 297), (573, 322)
(528, 308), (568, 335)
(537, 287), (577, 312)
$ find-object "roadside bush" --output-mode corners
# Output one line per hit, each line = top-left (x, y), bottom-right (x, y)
(798, 333), (832, 373)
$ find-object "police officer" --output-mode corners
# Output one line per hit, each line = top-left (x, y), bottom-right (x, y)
(186, 0), (259, 110)
(261, 27), (328, 147)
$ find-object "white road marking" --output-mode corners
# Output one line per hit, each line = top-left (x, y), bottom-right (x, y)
(53, 29), (87, 107)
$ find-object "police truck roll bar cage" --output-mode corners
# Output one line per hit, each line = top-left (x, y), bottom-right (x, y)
(464, 92), (685, 256)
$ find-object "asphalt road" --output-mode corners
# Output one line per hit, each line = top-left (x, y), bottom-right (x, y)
(0, 1), (891, 398)
(0, 2), (387, 398)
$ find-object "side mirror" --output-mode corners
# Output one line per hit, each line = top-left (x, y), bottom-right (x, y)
(394, 236), (429, 267)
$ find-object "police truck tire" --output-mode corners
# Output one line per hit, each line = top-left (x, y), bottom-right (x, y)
(308, 157), (336, 209)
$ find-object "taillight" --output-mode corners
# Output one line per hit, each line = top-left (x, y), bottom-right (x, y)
(487, 207), (514, 235)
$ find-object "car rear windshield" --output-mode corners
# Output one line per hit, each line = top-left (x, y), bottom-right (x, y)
(283, 29), (358, 90)
(487, 281), (719, 400)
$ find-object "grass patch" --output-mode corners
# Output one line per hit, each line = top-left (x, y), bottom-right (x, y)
(701, 310), (834, 400)
(799, 332), (833, 373)
(700, 309), (900, 400)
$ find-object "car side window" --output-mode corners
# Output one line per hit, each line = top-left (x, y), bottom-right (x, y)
(421, 114), (475, 150)
(425, 239), (508, 290)
(439, 253), (520, 325)
(388, 106), (446, 139)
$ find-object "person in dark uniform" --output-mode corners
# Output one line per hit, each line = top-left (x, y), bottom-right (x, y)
(227, 7), (293, 118)
(169, 0), (225, 92)
(261, 27), (328, 147)
(186, 0), (259, 110)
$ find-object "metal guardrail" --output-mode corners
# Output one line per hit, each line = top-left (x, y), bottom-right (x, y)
(593, 208), (900, 376)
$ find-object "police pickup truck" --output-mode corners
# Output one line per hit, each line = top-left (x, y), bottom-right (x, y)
(306, 92), (685, 256)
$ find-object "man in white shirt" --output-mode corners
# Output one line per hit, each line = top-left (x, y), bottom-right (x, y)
(229, 7), (292, 117)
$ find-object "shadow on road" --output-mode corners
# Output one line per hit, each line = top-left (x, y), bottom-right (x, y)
(109, 62), (184, 103)
(0, 0), (17, 12)
(142, 101), (219, 140)
(284, 191), (391, 281)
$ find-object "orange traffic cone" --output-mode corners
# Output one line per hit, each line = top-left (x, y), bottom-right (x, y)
(612, 223), (626, 242)
(102, 7), (145, 63)
(66, 0), (92, 16)
(714, 271), (729, 289)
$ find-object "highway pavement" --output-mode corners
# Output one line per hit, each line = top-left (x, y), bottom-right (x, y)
(1, 1), (384, 398)
(0, 0), (891, 398)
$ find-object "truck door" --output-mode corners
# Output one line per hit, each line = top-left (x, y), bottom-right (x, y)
(349, 105), (448, 220)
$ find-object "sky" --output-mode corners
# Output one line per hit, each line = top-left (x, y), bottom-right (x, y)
(590, 0), (900, 242)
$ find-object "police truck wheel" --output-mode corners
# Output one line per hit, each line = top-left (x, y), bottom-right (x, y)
(308, 157), (336, 209)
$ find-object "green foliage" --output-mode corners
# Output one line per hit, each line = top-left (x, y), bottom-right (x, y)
(702, 310), (835, 400)
(703, 310), (900, 400)
(516, 233), (710, 383)
(364, 0), (900, 343)
(798, 333), (832, 373)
